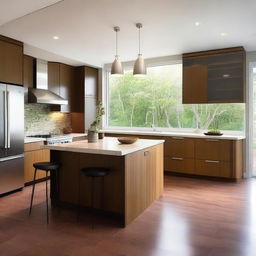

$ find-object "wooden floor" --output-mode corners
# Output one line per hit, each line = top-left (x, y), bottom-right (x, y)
(0, 175), (256, 256)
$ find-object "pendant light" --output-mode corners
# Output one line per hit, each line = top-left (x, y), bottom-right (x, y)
(111, 26), (123, 76)
(133, 23), (147, 76)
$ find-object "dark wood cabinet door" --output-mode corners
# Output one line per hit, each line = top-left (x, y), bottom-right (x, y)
(164, 137), (194, 158)
(48, 62), (60, 95)
(60, 64), (74, 112)
(0, 39), (23, 85)
(84, 66), (98, 97)
(23, 55), (34, 88)
(182, 65), (208, 104)
(182, 47), (245, 104)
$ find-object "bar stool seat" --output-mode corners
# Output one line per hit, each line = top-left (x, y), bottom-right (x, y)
(29, 161), (60, 224)
(33, 162), (59, 171)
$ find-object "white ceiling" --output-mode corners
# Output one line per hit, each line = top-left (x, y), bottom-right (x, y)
(0, 0), (256, 67)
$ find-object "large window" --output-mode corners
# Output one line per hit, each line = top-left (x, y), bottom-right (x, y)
(106, 63), (245, 132)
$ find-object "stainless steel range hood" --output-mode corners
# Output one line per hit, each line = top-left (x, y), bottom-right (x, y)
(28, 59), (68, 105)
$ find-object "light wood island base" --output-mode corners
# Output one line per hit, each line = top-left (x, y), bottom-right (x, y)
(47, 139), (164, 227)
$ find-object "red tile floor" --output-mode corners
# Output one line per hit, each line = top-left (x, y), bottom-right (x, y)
(0, 175), (256, 256)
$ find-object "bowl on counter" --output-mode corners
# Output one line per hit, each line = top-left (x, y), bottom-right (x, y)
(117, 137), (138, 144)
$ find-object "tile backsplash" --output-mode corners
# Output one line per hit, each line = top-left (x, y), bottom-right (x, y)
(25, 104), (71, 136)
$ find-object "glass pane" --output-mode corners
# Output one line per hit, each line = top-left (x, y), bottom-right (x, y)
(0, 89), (5, 149)
(253, 67), (256, 176)
(108, 64), (245, 131)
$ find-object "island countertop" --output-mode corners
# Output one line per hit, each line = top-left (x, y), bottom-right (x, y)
(43, 137), (165, 156)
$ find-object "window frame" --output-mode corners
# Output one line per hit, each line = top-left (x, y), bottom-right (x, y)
(102, 58), (245, 135)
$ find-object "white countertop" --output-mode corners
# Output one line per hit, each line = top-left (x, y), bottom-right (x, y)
(24, 133), (87, 144)
(43, 137), (165, 156)
(102, 130), (245, 140)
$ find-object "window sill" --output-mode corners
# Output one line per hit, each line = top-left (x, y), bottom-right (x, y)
(101, 129), (245, 140)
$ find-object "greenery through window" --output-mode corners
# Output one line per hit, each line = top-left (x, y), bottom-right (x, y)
(107, 64), (245, 131)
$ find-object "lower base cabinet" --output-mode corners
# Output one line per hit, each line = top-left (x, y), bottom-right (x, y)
(164, 157), (194, 174)
(24, 142), (50, 184)
(195, 160), (231, 178)
(105, 133), (244, 179)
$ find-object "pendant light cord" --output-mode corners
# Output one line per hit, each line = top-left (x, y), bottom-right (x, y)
(116, 30), (118, 56)
(138, 27), (141, 55)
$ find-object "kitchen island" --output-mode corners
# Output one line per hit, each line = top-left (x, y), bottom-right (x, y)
(43, 137), (164, 226)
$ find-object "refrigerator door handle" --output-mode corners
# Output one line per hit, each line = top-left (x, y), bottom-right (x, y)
(3, 90), (8, 149)
(6, 90), (10, 149)
(0, 154), (24, 162)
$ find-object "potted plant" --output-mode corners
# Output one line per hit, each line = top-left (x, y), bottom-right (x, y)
(88, 102), (105, 143)
(204, 118), (223, 136)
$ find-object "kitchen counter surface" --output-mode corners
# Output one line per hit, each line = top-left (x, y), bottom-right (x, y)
(102, 130), (245, 140)
(24, 133), (87, 144)
(24, 137), (46, 143)
(43, 137), (165, 156)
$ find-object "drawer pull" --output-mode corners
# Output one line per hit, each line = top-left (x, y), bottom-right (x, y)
(172, 137), (184, 140)
(144, 151), (149, 156)
(206, 139), (219, 142)
(205, 160), (220, 163)
(172, 157), (184, 160)
(223, 74), (230, 78)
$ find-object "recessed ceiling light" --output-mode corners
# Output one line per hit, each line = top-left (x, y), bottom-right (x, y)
(220, 32), (227, 36)
(53, 36), (59, 40)
(195, 21), (200, 26)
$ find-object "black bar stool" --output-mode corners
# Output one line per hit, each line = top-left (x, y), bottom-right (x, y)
(78, 167), (110, 227)
(29, 162), (60, 224)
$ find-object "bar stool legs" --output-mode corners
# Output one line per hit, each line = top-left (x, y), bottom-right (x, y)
(29, 168), (37, 215)
(45, 170), (49, 224)
(28, 162), (60, 224)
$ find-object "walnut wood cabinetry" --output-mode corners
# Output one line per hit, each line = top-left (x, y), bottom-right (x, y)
(48, 62), (75, 112)
(164, 137), (195, 175)
(0, 35), (23, 85)
(183, 47), (245, 104)
(24, 142), (50, 185)
(72, 66), (98, 132)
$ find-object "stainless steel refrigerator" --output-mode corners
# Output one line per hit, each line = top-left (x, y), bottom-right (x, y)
(0, 83), (24, 195)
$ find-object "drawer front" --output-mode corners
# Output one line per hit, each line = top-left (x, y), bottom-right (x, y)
(164, 156), (194, 174)
(195, 139), (232, 161)
(24, 141), (44, 152)
(195, 160), (231, 178)
(164, 137), (194, 158)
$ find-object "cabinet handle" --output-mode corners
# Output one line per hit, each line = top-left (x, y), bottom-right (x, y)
(223, 74), (230, 78)
(172, 137), (184, 140)
(172, 157), (184, 160)
(205, 160), (220, 163)
(144, 151), (149, 156)
(206, 139), (219, 142)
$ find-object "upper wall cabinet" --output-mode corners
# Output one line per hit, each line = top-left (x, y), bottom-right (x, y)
(182, 47), (245, 104)
(48, 62), (75, 112)
(0, 35), (23, 85)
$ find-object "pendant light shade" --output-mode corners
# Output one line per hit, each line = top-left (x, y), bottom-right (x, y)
(111, 26), (123, 76)
(133, 23), (146, 76)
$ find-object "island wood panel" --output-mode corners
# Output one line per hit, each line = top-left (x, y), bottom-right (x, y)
(51, 151), (125, 215)
(124, 144), (163, 226)
(24, 149), (50, 184)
